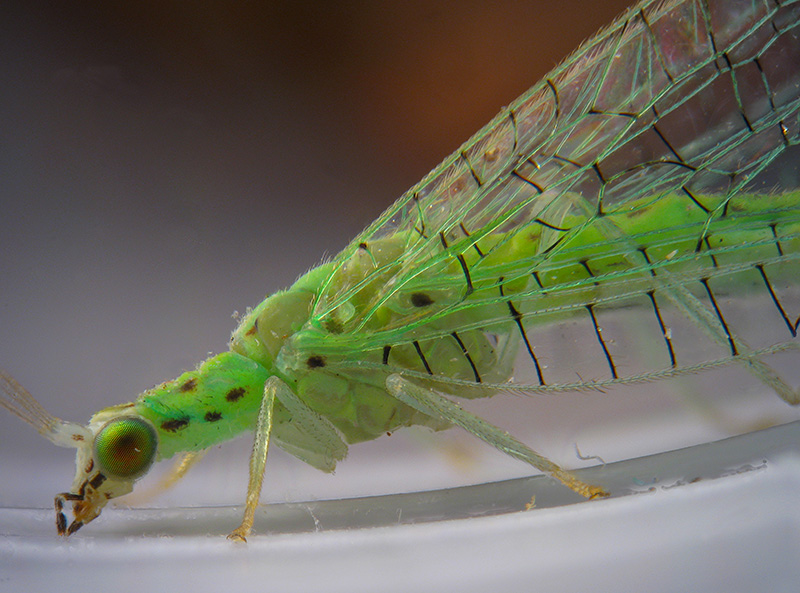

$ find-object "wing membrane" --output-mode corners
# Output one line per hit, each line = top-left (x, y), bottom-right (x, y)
(284, 0), (800, 397)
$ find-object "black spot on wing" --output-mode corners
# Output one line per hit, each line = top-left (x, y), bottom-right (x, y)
(410, 292), (434, 307)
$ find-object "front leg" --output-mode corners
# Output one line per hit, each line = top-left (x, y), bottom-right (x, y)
(227, 376), (280, 542)
(386, 374), (607, 500)
(120, 450), (208, 507)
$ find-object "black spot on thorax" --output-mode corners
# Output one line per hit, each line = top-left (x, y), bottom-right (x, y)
(179, 378), (198, 392)
(204, 411), (223, 422)
(307, 355), (326, 368)
(226, 387), (246, 402)
(161, 418), (190, 432)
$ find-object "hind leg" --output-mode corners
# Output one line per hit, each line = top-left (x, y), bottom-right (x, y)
(386, 374), (607, 500)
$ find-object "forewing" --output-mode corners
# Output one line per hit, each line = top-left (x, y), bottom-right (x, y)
(291, 0), (800, 395)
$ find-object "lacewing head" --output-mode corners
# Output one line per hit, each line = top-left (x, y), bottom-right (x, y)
(0, 371), (156, 535)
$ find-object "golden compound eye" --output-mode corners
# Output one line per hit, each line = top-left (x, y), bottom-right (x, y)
(93, 417), (157, 479)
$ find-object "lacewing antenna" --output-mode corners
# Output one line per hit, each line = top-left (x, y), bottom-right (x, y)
(0, 371), (91, 448)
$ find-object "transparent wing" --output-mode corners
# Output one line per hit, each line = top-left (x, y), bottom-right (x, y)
(283, 0), (800, 399)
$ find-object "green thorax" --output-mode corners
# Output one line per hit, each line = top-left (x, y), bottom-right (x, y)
(125, 266), (329, 461)
(131, 352), (271, 460)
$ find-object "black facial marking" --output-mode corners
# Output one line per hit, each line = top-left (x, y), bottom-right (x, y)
(179, 378), (198, 392)
(205, 411), (223, 422)
(307, 355), (326, 369)
(161, 418), (190, 432)
(89, 473), (107, 489)
(410, 292), (434, 307)
(226, 387), (246, 402)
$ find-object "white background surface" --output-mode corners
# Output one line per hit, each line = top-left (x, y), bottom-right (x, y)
(2, 423), (800, 593)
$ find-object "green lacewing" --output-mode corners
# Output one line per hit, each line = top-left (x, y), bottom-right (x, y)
(2, 0), (799, 540)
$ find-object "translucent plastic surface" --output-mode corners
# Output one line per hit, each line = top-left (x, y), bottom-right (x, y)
(1, 421), (798, 593)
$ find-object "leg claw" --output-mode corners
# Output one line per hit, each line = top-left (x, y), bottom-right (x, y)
(227, 529), (248, 543)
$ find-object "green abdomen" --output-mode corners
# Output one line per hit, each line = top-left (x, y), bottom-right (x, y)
(226, 191), (799, 446)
